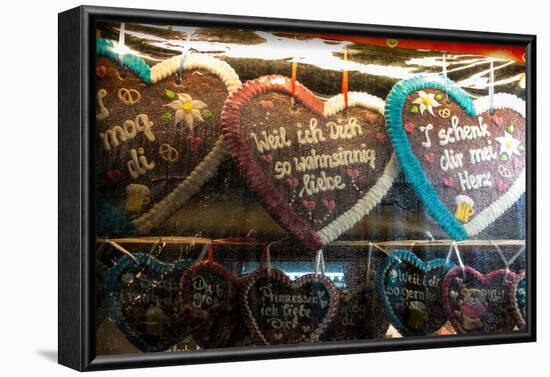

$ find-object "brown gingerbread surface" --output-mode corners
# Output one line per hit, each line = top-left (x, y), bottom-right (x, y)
(238, 91), (391, 231)
(402, 89), (525, 223)
(95, 56), (228, 223)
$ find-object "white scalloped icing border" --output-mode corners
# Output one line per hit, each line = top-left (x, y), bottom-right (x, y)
(462, 93), (526, 237)
(132, 54), (241, 234)
(317, 91), (400, 245)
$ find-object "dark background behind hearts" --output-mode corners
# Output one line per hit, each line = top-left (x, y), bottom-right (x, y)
(95, 21), (527, 354)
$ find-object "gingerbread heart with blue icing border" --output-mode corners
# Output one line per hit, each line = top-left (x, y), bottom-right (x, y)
(511, 271), (527, 329)
(104, 253), (193, 352)
(222, 75), (399, 251)
(385, 75), (526, 240)
(95, 38), (241, 235)
(376, 250), (454, 336)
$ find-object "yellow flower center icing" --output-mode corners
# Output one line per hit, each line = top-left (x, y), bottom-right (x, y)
(182, 102), (193, 112)
(422, 98), (431, 106)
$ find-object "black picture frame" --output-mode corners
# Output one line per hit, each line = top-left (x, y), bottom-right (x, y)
(58, 5), (537, 371)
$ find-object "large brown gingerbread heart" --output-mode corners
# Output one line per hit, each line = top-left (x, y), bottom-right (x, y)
(385, 76), (526, 240)
(95, 40), (240, 234)
(180, 259), (238, 349)
(240, 268), (339, 345)
(222, 75), (398, 251)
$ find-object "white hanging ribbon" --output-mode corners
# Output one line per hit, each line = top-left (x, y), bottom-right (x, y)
(195, 241), (210, 263)
(490, 240), (525, 270)
(442, 52), (449, 102)
(489, 59), (495, 112)
(366, 242), (374, 280)
(371, 242), (401, 263)
(446, 241), (466, 278)
(315, 249), (326, 275)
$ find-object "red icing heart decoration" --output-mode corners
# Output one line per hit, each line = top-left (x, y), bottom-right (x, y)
(260, 154), (273, 163)
(286, 177), (299, 187)
(222, 75), (399, 251)
(404, 122), (415, 133)
(106, 169), (122, 182)
(240, 268), (339, 345)
(442, 266), (523, 334)
(322, 199), (336, 211)
(96, 65), (107, 79)
(185, 135), (204, 151)
(180, 259), (238, 349)
(491, 114), (505, 127)
(442, 176), (454, 188)
(424, 152), (435, 163)
(302, 199), (316, 211)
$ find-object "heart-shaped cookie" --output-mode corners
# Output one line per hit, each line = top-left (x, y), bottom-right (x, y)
(385, 75), (525, 240)
(240, 268), (339, 345)
(180, 259), (238, 349)
(376, 250), (454, 336)
(95, 38), (241, 235)
(442, 266), (522, 334)
(104, 253), (192, 352)
(322, 286), (389, 341)
(222, 75), (399, 251)
(512, 271), (527, 328)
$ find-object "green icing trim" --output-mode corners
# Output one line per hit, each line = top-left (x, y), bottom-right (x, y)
(96, 37), (151, 84)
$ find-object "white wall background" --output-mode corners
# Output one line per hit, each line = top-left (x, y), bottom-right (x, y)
(0, 0), (546, 375)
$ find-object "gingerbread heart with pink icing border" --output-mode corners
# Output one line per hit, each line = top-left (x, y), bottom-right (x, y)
(442, 266), (524, 334)
(222, 75), (399, 251)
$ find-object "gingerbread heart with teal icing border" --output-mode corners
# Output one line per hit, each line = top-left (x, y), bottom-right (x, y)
(222, 75), (399, 251)
(511, 271), (527, 329)
(376, 250), (455, 336)
(95, 38), (241, 235)
(385, 75), (526, 240)
(104, 253), (193, 352)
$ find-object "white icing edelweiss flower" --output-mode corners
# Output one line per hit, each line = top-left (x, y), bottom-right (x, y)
(165, 93), (207, 131)
(412, 90), (441, 116)
(496, 131), (522, 159)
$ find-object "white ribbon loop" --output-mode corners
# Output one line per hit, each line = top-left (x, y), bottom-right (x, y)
(315, 249), (326, 275)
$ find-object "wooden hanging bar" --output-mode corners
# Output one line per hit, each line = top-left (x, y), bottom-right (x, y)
(96, 237), (525, 248)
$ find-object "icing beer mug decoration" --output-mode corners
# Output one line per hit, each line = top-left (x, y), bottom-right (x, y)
(454, 195), (475, 223)
(125, 184), (151, 213)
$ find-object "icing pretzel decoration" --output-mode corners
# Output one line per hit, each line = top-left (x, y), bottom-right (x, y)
(438, 108), (451, 119)
(118, 88), (142, 105)
(158, 143), (179, 163)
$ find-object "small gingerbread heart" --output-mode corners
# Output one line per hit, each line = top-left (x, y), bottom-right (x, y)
(105, 253), (192, 352)
(180, 259), (238, 349)
(377, 250), (454, 336)
(511, 271), (527, 329)
(240, 268), (339, 345)
(442, 266), (523, 334)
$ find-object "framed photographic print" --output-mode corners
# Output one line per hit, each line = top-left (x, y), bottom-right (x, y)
(58, 5), (536, 371)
